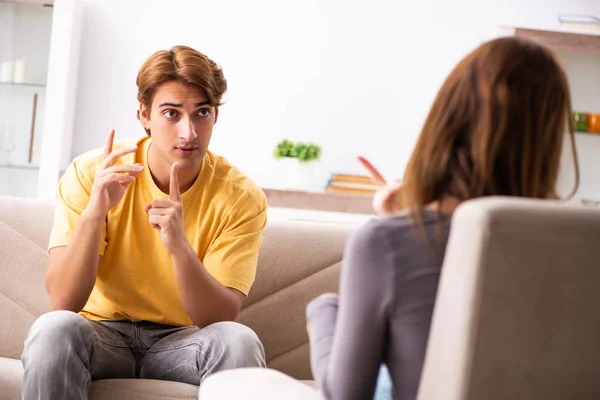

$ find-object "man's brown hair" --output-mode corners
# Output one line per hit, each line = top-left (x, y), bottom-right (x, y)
(136, 45), (227, 134)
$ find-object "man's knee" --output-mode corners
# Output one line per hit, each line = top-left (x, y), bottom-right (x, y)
(24, 310), (91, 354)
(205, 321), (265, 367)
(210, 322), (263, 349)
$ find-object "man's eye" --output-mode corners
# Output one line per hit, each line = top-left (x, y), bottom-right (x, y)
(164, 110), (178, 119)
(198, 108), (210, 117)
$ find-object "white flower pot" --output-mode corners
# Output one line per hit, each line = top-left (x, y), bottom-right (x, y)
(278, 158), (315, 191)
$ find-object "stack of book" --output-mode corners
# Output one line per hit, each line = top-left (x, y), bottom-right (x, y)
(325, 174), (376, 195)
(557, 14), (600, 32)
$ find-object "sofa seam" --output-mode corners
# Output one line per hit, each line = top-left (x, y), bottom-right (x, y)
(243, 260), (342, 313)
(0, 290), (36, 319)
(0, 220), (46, 253)
(0, 221), (47, 319)
(268, 340), (309, 362)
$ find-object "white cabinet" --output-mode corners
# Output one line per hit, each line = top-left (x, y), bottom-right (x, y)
(0, 1), (52, 197)
(0, 0), (81, 199)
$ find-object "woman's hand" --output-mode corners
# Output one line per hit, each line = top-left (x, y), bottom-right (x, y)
(358, 156), (404, 215)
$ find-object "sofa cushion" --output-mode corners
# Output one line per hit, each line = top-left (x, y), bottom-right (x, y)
(0, 196), (55, 251)
(0, 221), (51, 359)
(89, 379), (197, 399)
(0, 357), (22, 400)
(0, 358), (198, 400)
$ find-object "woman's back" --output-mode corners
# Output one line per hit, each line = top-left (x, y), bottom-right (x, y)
(308, 210), (451, 399)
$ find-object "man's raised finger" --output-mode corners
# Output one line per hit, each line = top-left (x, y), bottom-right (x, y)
(169, 162), (181, 201)
(101, 145), (138, 169)
(358, 156), (386, 188)
(103, 129), (115, 159)
(100, 164), (144, 176)
(99, 172), (135, 185)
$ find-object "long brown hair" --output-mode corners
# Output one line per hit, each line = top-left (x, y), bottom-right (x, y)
(136, 45), (227, 135)
(401, 37), (579, 212)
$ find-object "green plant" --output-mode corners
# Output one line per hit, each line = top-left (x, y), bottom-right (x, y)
(273, 139), (297, 159)
(295, 142), (322, 163)
(273, 139), (322, 163)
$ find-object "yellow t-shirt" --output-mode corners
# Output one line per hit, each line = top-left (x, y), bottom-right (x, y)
(49, 136), (267, 327)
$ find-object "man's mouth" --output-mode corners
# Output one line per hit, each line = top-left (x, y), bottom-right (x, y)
(175, 146), (199, 156)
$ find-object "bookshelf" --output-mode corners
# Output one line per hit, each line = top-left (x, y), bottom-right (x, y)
(505, 27), (600, 54)
(496, 25), (600, 202)
(0, 163), (38, 170)
(0, 81), (45, 88)
(0, 0), (54, 5)
(577, 131), (600, 137)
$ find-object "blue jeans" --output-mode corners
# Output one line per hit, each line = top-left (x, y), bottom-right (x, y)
(374, 364), (393, 400)
(21, 310), (266, 400)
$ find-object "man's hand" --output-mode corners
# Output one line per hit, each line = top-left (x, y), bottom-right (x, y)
(145, 162), (188, 254)
(86, 129), (143, 219)
(358, 156), (403, 216)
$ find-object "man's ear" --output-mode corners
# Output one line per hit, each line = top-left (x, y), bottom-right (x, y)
(214, 108), (219, 125)
(139, 103), (151, 129)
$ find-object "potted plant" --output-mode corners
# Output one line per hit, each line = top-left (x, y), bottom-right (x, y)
(273, 139), (297, 159)
(295, 142), (322, 164)
(273, 139), (322, 191)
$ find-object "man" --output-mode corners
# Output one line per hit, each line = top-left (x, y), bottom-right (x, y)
(21, 45), (268, 399)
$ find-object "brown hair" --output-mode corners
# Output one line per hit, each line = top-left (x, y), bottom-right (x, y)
(401, 36), (579, 212)
(136, 45), (227, 134)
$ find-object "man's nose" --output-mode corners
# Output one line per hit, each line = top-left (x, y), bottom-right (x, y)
(178, 118), (198, 141)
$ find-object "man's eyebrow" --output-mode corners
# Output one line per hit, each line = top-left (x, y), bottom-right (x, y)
(158, 101), (211, 108)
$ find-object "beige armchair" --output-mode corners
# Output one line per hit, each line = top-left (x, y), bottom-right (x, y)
(418, 196), (600, 400)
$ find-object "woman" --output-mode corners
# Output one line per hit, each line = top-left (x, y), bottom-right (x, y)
(307, 35), (579, 400)
(199, 36), (579, 400)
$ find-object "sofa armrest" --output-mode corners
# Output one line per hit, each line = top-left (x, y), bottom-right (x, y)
(199, 368), (323, 400)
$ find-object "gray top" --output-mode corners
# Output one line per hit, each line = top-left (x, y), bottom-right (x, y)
(307, 210), (451, 400)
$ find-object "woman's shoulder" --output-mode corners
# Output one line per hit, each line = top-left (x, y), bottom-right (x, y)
(346, 209), (451, 279)
(351, 209), (445, 244)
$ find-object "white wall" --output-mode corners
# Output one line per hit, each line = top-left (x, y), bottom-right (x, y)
(37, 0), (83, 200)
(69, 0), (600, 197)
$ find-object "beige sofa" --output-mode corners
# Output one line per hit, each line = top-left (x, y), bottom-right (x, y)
(0, 195), (355, 400)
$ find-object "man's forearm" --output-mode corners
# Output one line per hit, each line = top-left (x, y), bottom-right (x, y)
(45, 211), (103, 312)
(171, 242), (241, 327)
